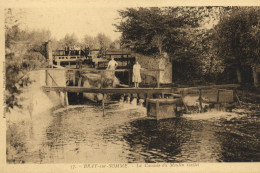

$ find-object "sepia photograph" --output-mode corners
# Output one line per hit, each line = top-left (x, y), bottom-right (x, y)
(3, 2), (260, 167)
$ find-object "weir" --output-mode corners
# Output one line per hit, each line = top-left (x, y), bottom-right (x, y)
(41, 67), (240, 119)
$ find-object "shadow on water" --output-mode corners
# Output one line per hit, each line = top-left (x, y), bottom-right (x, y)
(118, 118), (222, 163)
(120, 118), (187, 163)
(215, 117), (260, 162)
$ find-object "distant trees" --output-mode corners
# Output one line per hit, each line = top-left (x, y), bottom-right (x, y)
(81, 33), (113, 50)
(109, 39), (121, 49)
(82, 35), (98, 50)
(81, 33), (113, 57)
(95, 33), (112, 57)
(59, 33), (79, 48)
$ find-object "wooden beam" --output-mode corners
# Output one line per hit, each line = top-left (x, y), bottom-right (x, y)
(42, 86), (174, 94)
(176, 84), (240, 92)
(147, 98), (180, 104)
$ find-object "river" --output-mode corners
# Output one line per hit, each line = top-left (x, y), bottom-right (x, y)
(6, 101), (260, 163)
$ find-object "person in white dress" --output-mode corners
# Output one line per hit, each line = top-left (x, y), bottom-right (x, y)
(132, 61), (142, 88)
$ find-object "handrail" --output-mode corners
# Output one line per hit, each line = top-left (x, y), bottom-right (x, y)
(65, 68), (164, 72)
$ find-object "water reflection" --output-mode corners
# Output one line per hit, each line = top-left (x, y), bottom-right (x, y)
(216, 117), (260, 162)
(8, 103), (260, 163)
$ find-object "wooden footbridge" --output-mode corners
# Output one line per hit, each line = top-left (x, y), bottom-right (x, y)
(42, 84), (239, 95)
(41, 67), (240, 119)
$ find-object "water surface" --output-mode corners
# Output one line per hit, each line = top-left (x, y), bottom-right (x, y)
(7, 102), (260, 163)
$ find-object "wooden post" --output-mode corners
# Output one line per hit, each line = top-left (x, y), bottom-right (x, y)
(234, 90), (242, 107)
(181, 91), (190, 113)
(128, 69), (131, 86)
(73, 70), (76, 86)
(46, 41), (53, 67)
(102, 93), (105, 116)
(64, 91), (68, 106)
(59, 91), (61, 105)
(156, 100), (159, 120)
(157, 70), (160, 88)
(217, 89), (220, 103)
(199, 89), (203, 113)
(45, 69), (48, 86)
(145, 94), (148, 108)
(214, 89), (220, 111)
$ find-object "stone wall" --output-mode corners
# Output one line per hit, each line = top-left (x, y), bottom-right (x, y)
(135, 53), (172, 84)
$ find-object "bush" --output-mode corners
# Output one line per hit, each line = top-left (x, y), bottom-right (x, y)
(6, 123), (27, 163)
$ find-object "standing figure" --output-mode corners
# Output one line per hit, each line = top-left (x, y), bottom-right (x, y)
(107, 57), (118, 76)
(132, 61), (142, 88)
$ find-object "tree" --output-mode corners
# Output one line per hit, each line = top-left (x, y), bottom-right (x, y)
(115, 7), (216, 55)
(96, 33), (112, 49)
(109, 39), (121, 49)
(214, 7), (260, 86)
(59, 33), (79, 48)
(150, 34), (165, 55)
(96, 33), (112, 57)
(240, 18), (260, 87)
(5, 8), (50, 111)
(115, 7), (225, 81)
(82, 34), (98, 49)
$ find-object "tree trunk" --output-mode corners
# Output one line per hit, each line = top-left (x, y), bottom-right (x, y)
(208, 56), (214, 81)
(252, 65), (259, 88)
(236, 66), (242, 83)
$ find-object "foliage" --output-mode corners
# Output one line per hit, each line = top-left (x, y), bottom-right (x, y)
(116, 6), (260, 84)
(6, 123), (27, 163)
(213, 7), (260, 84)
(58, 33), (79, 48)
(81, 33), (113, 57)
(214, 7), (259, 65)
(115, 7), (225, 80)
(5, 9), (50, 111)
(115, 7), (214, 55)
(109, 39), (121, 49)
(82, 35), (98, 50)
(95, 33), (112, 57)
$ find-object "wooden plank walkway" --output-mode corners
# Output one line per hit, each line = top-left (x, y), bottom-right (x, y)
(42, 84), (239, 95)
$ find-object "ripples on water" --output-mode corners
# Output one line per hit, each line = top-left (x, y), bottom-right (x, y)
(8, 102), (260, 163)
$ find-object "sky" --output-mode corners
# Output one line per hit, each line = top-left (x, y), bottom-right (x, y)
(18, 8), (123, 41)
